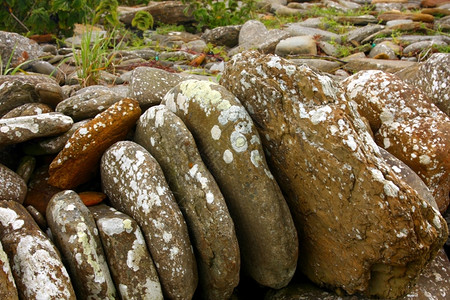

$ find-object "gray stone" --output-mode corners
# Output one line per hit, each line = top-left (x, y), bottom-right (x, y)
(298, 17), (328, 29)
(338, 0), (362, 9)
(56, 86), (123, 121)
(343, 58), (417, 73)
(0, 240), (18, 300)
(202, 25), (241, 48)
(162, 79), (298, 289)
(29, 61), (59, 77)
(181, 39), (208, 53)
(0, 113), (73, 146)
(0, 31), (42, 70)
(373, 34), (450, 46)
(286, 24), (342, 44)
(127, 66), (196, 109)
(317, 41), (339, 57)
(345, 24), (385, 43)
(275, 36), (318, 56)
(135, 105), (240, 299)
(238, 20), (268, 46)
(0, 200), (75, 299)
(386, 19), (414, 27)
(275, 6), (304, 16)
(2, 103), (53, 119)
(290, 59), (343, 72)
(89, 204), (163, 300)
(336, 15), (378, 25)
(101, 141), (197, 299)
(0, 163), (27, 203)
(35, 82), (65, 107)
(221, 51), (448, 299)
(402, 40), (448, 56)
(46, 190), (116, 299)
(369, 41), (400, 59)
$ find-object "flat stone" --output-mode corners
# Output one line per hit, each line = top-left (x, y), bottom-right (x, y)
(0, 200), (75, 299)
(343, 58), (417, 73)
(402, 40), (448, 55)
(336, 15), (378, 25)
(317, 41), (339, 57)
(0, 163), (26, 203)
(275, 36), (318, 56)
(0, 113), (73, 146)
(127, 67), (196, 109)
(46, 191), (116, 299)
(0, 240), (18, 300)
(2, 103), (53, 119)
(290, 59), (343, 72)
(48, 98), (141, 189)
(345, 24), (385, 43)
(101, 141), (198, 299)
(118, 1), (194, 25)
(162, 79), (298, 289)
(135, 105), (240, 299)
(202, 25), (241, 48)
(369, 41), (400, 59)
(386, 19), (414, 26)
(221, 51), (448, 299)
(16, 156), (36, 184)
(298, 17), (327, 29)
(89, 204), (163, 300)
(286, 24), (342, 44)
(0, 31), (42, 70)
(275, 6), (304, 16)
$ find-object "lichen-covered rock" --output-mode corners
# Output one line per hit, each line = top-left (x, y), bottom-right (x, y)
(220, 51), (448, 299)
(89, 204), (163, 300)
(48, 98), (141, 189)
(396, 53), (450, 116)
(127, 67), (195, 109)
(1, 103), (53, 119)
(101, 141), (197, 299)
(55, 87), (123, 121)
(162, 80), (298, 289)
(0, 240), (18, 300)
(46, 190), (116, 299)
(341, 70), (450, 212)
(0, 113), (73, 146)
(201, 25), (241, 48)
(0, 163), (27, 203)
(135, 105), (240, 299)
(0, 200), (76, 299)
(0, 31), (42, 70)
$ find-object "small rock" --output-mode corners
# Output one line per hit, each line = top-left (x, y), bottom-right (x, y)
(48, 98), (141, 189)
(290, 59), (343, 72)
(15, 156), (35, 184)
(0, 163), (26, 203)
(46, 190), (116, 299)
(402, 40), (448, 56)
(181, 39), (208, 53)
(345, 24), (385, 43)
(25, 205), (47, 231)
(336, 15), (378, 25)
(378, 11), (435, 23)
(317, 41), (339, 57)
(0, 31), (42, 69)
(286, 24), (342, 44)
(202, 25), (241, 48)
(275, 6), (304, 16)
(275, 36), (318, 56)
(1, 103), (53, 119)
(369, 41), (400, 59)
(343, 58), (417, 73)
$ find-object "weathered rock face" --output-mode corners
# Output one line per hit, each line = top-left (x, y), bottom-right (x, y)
(134, 105), (240, 299)
(48, 98), (141, 189)
(89, 204), (164, 300)
(0, 163), (27, 203)
(46, 190), (116, 299)
(396, 53), (450, 116)
(201, 25), (241, 48)
(0, 240), (18, 300)
(0, 31), (42, 70)
(118, 1), (194, 25)
(0, 200), (76, 299)
(220, 51), (448, 299)
(101, 141), (197, 300)
(162, 80), (298, 289)
(127, 67), (195, 109)
(2, 103), (53, 119)
(341, 70), (450, 212)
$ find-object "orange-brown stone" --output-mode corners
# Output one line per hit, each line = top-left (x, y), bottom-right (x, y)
(48, 98), (141, 189)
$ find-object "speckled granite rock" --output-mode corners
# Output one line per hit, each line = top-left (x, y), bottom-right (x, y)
(101, 141), (197, 300)
(135, 105), (240, 299)
(220, 51), (448, 299)
(0, 113), (73, 146)
(89, 204), (163, 300)
(0, 240), (18, 300)
(0, 163), (27, 203)
(0, 200), (75, 299)
(342, 70), (450, 212)
(46, 190), (116, 299)
(48, 98), (141, 189)
(162, 79), (298, 289)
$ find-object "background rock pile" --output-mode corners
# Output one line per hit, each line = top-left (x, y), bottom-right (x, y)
(0, 0), (449, 299)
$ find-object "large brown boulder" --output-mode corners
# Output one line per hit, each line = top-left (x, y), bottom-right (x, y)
(161, 79), (298, 289)
(101, 141), (197, 299)
(341, 70), (450, 212)
(135, 105), (240, 299)
(220, 51), (448, 299)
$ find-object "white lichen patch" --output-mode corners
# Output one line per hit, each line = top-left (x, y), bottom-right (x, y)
(99, 217), (125, 236)
(419, 154), (431, 165)
(211, 125), (221, 140)
(0, 207), (24, 230)
(250, 150), (262, 168)
(230, 131), (248, 153)
(205, 192), (214, 204)
(223, 149), (233, 164)
(179, 80), (227, 114)
(126, 229), (147, 272)
(0, 241), (15, 286)
(309, 106), (332, 125)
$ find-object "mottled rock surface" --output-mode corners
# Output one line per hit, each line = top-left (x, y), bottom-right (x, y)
(2, 103), (53, 119)
(48, 98), (141, 189)
(135, 105), (240, 299)
(0, 31), (42, 70)
(90, 204), (163, 300)
(221, 51), (448, 299)
(0, 163), (27, 203)
(162, 79), (298, 289)
(0, 200), (76, 299)
(46, 190), (116, 299)
(342, 70), (450, 212)
(101, 141), (197, 300)
(0, 240), (18, 300)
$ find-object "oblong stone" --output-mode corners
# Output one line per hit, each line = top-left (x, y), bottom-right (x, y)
(0, 163), (27, 203)
(0, 112), (73, 146)
(135, 105), (240, 299)
(162, 79), (298, 289)
(0, 240), (18, 300)
(101, 141), (197, 299)
(89, 204), (163, 300)
(0, 200), (75, 299)
(46, 190), (116, 299)
(48, 98), (141, 189)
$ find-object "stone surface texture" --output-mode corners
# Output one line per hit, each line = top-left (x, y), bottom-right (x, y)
(0, 200), (76, 299)
(135, 105), (240, 299)
(220, 50), (448, 299)
(0, 163), (27, 203)
(162, 79), (298, 289)
(46, 190), (116, 299)
(0, 240), (18, 300)
(101, 141), (198, 300)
